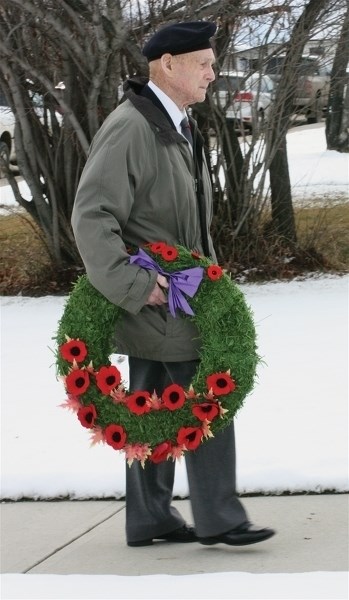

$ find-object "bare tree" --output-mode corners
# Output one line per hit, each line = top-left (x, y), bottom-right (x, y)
(0, 0), (345, 277)
(195, 1), (294, 252)
(202, 0), (343, 257)
(326, 0), (349, 151)
(262, 0), (336, 245)
(0, 0), (289, 268)
(0, 0), (147, 266)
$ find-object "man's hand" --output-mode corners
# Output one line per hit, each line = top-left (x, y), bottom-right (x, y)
(146, 274), (169, 306)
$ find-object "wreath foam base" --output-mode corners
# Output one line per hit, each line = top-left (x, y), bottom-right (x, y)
(55, 243), (259, 466)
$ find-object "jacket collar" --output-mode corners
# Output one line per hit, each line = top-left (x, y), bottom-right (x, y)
(123, 77), (183, 146)
(123, 77), (204, 150)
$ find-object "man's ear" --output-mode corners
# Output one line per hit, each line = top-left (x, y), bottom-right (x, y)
(160, 53), (174, 76)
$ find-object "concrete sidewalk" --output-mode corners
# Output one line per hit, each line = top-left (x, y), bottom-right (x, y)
(1, 495), (348, 576)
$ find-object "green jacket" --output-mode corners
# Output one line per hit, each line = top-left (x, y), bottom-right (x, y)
(71, 77), (216, 361)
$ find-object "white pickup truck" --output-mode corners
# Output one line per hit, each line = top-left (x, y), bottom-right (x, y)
(265, 55), (331, 124)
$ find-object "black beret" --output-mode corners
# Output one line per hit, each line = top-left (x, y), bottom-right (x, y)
(142, 21), (216, 62)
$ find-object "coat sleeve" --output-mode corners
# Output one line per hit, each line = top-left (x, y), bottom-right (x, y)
(71, 111), (158, 314)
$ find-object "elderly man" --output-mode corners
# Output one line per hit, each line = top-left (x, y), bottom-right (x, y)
(71, 21), (275, 548)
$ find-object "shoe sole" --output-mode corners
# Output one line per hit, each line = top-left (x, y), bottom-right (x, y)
(128, 536), (198, 547)
(127, 540), (154, 547)
(199, 531), (275, 546)
(128, 539), (199, 546)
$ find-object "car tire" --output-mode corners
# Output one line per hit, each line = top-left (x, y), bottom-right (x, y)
(0, 140), (10, 179)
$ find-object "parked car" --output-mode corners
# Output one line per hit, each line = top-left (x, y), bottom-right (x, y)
(213, 71), (275, 132)
(265, 55), (331, 123)
(0, 88), (16, 178)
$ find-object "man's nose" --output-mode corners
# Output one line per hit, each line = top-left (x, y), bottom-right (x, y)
(208, 66), (216, 81)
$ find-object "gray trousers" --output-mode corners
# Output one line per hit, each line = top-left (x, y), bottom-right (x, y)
(126, 358), (248, 543)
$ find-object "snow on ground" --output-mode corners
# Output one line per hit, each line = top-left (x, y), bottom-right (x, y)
(1, 571), (348, 600)
(1, 122), (348, 600)
(1, 275), (348, 500)
(0, 124), (348, 217)
(234, 123), (348, 204)
(286, 124), (348, 201)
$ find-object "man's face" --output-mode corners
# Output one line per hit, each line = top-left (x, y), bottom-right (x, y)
(169, 49), (216, 108)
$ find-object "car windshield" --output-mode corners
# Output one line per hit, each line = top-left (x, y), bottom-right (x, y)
(217, 76), (244, 92)
(266, 56), (321, 76)
(298, 58), (320, 76)
(246, 75), (274, 93)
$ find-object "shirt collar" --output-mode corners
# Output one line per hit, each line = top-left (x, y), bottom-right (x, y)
(148, 80), (187, 133)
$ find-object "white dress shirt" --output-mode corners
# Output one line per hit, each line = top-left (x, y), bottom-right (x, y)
(147, 80), (190, 145)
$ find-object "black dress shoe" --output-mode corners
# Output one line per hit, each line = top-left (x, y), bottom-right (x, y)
(127, 524), (198, 547)
(199, 522), (276, 546)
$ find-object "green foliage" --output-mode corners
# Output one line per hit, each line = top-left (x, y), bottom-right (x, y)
(54, 245), (259, 451)
(56, 275), (122, 371)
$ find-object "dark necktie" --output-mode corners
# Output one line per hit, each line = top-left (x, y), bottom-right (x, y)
(180, 116), (193, 147)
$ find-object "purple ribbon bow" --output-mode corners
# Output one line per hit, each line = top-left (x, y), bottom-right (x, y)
(129, 248), (204, 318)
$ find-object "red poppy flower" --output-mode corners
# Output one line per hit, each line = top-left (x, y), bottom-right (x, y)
(77, 404), (97, 429)
(161, 245), (179, 261)
(65, 369), (90, 395)
(177, 426), (202, 450)
(162, 384), (186, 411)
(149, 242), (166, 254)
(192, 402), (220, 422)
(150, 441), (173, 463)
(60, 339), (88, 363)
(95, 365), (121, 394)
(207, 265), (223, 281)
(206, 372), (236, 396)
(104, 424), (127, 450)
(126, 391), (151, 415)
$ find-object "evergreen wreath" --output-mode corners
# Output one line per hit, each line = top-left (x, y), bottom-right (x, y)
(55, 243), (259, 466)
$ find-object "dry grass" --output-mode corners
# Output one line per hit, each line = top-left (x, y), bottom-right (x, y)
(0, 209), (54, 295)
(212, 201), (349, 281)
(295, 202), (349, 271)
(1, 202), (348, 296)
